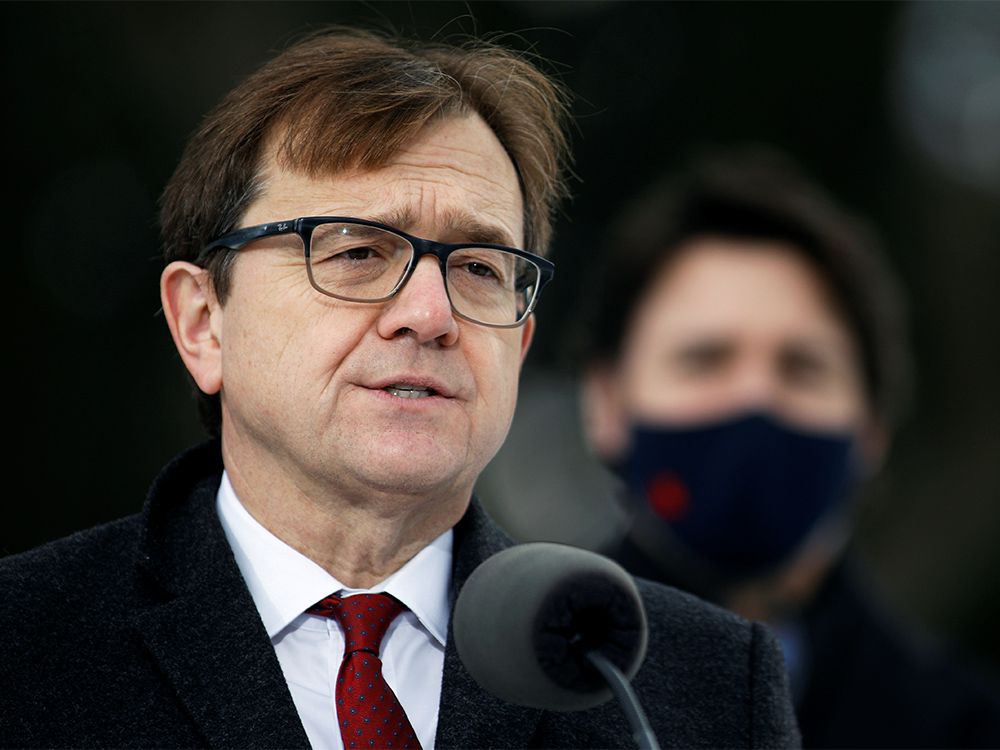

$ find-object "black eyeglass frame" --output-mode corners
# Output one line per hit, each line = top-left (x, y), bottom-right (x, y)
(203, 216), (555, 329)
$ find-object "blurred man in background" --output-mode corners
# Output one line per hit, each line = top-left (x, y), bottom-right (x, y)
(580, 150), (1000, 748)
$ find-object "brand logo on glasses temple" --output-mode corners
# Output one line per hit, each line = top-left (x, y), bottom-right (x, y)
(277, 222), (289, 231)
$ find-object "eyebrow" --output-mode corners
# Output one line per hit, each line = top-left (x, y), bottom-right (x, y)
(368, 206), (518, 248)
(668, 335), (847, 367)
(779, 339), (851, 368)
(669, 338), (735, 363)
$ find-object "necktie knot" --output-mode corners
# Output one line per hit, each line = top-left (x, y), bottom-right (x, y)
(308, 592), (406, 655)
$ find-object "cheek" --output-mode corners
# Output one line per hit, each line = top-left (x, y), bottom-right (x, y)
(220, 296), (364, 408)
(470, 333), (524, 414)
(784, 386), (867, 430)
(617, 351), (696, 419)
(219, 313), (298, 423)
(627, 384), (719, 424)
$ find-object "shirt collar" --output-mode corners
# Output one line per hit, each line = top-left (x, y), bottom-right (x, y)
(216, 471), (452, 647)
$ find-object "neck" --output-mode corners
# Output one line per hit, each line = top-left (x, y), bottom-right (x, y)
(221, 436), (469, 589)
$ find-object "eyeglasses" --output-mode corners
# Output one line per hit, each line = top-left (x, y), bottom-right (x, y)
(203, 216), (555, 328)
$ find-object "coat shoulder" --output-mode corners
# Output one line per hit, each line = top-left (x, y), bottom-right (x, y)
(631, 577), (801, 748)
(0, 514), (145, 617)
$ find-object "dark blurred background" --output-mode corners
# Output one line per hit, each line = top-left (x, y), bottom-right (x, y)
(4, 1), (998, 675)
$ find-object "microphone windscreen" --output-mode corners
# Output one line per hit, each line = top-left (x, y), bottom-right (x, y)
(453, 542), (648, 711)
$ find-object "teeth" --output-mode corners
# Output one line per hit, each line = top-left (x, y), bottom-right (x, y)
(384, 384), (434, 399)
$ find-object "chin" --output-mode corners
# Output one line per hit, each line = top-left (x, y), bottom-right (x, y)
(358, 466), (469, 504)
(356, 441), (475, 499)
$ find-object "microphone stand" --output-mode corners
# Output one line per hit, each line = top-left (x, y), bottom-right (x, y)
(585, 651), (662, 750)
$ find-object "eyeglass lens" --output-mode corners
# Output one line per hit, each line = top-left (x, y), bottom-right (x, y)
(305, 222), (539, 326)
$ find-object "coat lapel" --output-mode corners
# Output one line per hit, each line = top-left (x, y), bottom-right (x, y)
(130, 442), (310, 749)
(435, 500), (543, 748)
(132, 444), (541, 748)
(134, 587), (309, 748)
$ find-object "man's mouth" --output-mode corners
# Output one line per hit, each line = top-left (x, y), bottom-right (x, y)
(383, 384), (437, 399)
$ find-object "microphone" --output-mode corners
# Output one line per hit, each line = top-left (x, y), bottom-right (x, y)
(454, 542), (660, 748)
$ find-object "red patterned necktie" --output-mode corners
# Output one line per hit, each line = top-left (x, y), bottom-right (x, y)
(307, 593), (422, 750)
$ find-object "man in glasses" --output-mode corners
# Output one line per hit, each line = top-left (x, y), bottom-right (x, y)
(0, 29), (798, 748)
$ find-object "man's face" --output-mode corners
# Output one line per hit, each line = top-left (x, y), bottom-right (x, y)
(588, 238), (872, 459)
(212, 114), (533, 504)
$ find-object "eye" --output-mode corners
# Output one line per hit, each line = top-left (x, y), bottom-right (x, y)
(449, 251), (509, 286)
(315, 243), (394, 266)
(310, 223), (410, 266)
(465, 261), (500, 279)
(780, 348), (834, 387)
(672, 342), (730, 375)
(340, 246), (380, 261)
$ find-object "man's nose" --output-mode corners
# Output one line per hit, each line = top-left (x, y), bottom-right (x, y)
(376, 256), (459, 345)
(725, 361), (782, 412)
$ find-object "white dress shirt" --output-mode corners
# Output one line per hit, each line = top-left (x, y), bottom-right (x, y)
(216, 472), (451, 750)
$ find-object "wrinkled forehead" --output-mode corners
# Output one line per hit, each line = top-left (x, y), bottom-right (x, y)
(246, 114), (525, 245)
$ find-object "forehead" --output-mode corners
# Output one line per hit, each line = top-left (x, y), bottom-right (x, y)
(243, 114), (524, 245)
(632, 237), (855, 346)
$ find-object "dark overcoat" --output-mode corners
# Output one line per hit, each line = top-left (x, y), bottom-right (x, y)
(0, 442), (800, 748)
(795, 561), (1000, 749)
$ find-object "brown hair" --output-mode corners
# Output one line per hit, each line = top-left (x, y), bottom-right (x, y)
(160, 26), (571, 435)
(579, 148), (912, 426)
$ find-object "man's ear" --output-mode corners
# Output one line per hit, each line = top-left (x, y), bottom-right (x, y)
(580, 362), (629, 461)
(519, 314), (536, 364)
(161, 261), (223, 395)
(858, 416), (890, 477)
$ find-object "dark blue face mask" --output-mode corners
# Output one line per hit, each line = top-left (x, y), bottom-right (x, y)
(615, 411), (860, 580)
